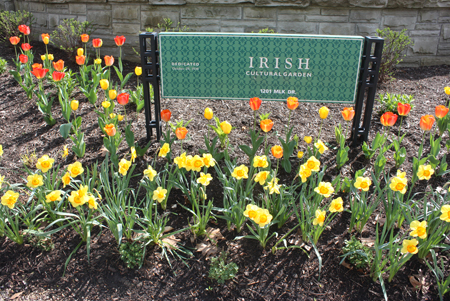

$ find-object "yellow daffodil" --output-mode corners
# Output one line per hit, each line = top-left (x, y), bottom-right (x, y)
(174, 153), (187, 169)
(27, 174), (44, 189)
(254, 171), (270, 185)
(68, 162), (84, 178)
(254, 208), (273, 228)
(354, 176), (372, 192)
(36, 155), (55, 173)
(264, 177), (280, 194)
(197, 172), (213, 186)
(440, 205), (450, 222)
(253, 155), (269, 168)
(313, 209), (326, 226)
(410, 220), (427, 239)
(87, 193), (98, 210)
(68, 185), (89, 207)
(45, 190), (62, 203)
(62, 172), (71, 188)
(0, 174), (4, 188)
(401, 239), (418, 254)
(118, 158), (131, 176)
(62, 145), (69, 159)
(143, 165), (157, 181)
(153, 187), (167, 203)
(202, 153), (215, 168)
(130, 146), (137, 163)
(297, 151), (304, 159)
(299, 164), (312, 183)
(184, 155), (194, 172)
(243, 204), (260, 220)
(314, 182), (334, 198)
(329, 197), (344, 212)
(232, 165), (248, 180)
(306, 156), (320, 172)
(397, 170), (407, 178)
(1, 190), (19, 209)
(158, 143), (170, 158)
(314, 139), (328, 154)
(417, 165), (434, 180)
(390, 176), (408, 194)
(192, 155), (204, 172)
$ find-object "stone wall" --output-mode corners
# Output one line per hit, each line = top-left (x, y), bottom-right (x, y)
(2, 0), (450, 65)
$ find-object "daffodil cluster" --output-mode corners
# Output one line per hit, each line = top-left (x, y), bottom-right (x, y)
(298, 156), (320, 183)
(173, 152), (215, 172)
(243, 204), (273, 228)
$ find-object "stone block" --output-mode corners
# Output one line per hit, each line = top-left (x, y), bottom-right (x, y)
(86, 3), (111, 10)
(87, 10), (111, 28)
(112, 23), (141, 36)
(382, 14), (417, 30)
(306, 15), (348, 22)
(419, 10), (439, 22)
(220, 26), (245, 32)
(398, 56), (420, 67)
(141, 9), (180, 29)
(113, 5), (140, 21)
(438, 49), (450, 55)
(444, 24), (450, 39)
(278, 7), (320, 15)
(47, 4), (69, 14)
(181, 19), (221, 31)
(254, 0), (309, 7)
(220, 19), (276, 32)
(13, 0), (29, 11)
(48, 14), (59, 28)
(319, 22), (355, 35)
(412, 37), (439, 54)
(277, 21), (317, 34)
(33, 12), (48, 27)
(356, 23), (379, 36)
(277, 13), (305, 22)
(350, 9), (382, 22)
(90, 28), (113, 35)
(415, 24), (441, 30)
(69, 3), (86, 14)
(29, 2), (45, 12)
(386, 0), (426, 8)
(243, 7), (276, 19)
(439, 9), (450, 22)
(5, 1), (15, 11)
(149, 0), (187, 5)
(321, 9), (349, 16)
(78, 15), (86, 22)
(181, 6), (241, 19)
(421, 56), (450, 66)
(311, 0), (347, 6)
(409, 30), (440, 37)
(348, 0), (387, 8)
(110, 0), (147, 2)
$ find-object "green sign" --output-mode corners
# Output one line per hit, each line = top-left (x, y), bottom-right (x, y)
(159, 32), (364, 103)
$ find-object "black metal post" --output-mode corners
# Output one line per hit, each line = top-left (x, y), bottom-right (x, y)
(139, 32), (162, 141)
(351, 36), (384, 145)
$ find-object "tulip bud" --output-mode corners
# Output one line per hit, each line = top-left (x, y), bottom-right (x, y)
(204, 107), (213, 120)
(41, 54), (46, 61)
(70, 100), (79, 111)
(319, 106), (329, 119)
(48, 54), (54, 61)
(99, 79), (109, 90)
(102, 101), (111, 109)
(77, 48), (84, 56)
(135, 66), (142, 76)
(94, 58), (102, 65)
(118, 114), (124, 121)
(220, 121), (232, 135)
(109, 89), (117, 100)
(109, 113), (116, 119)
(43, 36), (49, 44)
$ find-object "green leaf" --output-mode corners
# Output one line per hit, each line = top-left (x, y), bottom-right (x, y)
(59, 123), (73, 139)
(125, 124), (135, 148)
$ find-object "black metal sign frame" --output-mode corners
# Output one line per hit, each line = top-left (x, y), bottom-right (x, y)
(139, 32), (383, 145)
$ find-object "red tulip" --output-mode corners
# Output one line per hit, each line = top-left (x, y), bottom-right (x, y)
(114, 35), (126, 46)
(249, 97), (262, 111)
(397, 103), (411, 116)
(76, 55), (85, 65)
(31, 67), (49, 79)
(117, 93), (130, 105)
(18, 24), (30, 35)
(420, 115), (435, 131)
(92, 38), (103, 48)
(21, 43), (32, 51)
(19, 54), (28, 64)
(9, 36), (20, 45)
(160, 109), (171, 122)
(80, 34), (89, 43)
(104, 55), (114, 66)
(52, 71), (65, 82)
(53, 59), (64, 71)
(435, 105), (449, 119)
(380, 112), (398, 127)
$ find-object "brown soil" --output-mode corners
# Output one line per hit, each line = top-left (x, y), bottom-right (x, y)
(0, 41), (449, 301)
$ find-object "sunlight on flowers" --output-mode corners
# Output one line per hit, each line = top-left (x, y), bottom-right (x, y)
(314, 182), (334, 198)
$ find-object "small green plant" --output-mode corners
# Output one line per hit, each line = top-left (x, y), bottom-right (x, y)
(376, 28), (412, 82)
(256, 28), (275, 34)
(119, 241), (145, 269)
(0, 57), (7, 75)
(377, 93), (414, 115)
(28, 235), (54, 252)
(0, 10), (34, 42)
(146, 18), (189, 33)
(20, 149), (38, 167)
(208, 252), (239, 284)
(51, 19), (93, 56)
(341, 236), (373, 269)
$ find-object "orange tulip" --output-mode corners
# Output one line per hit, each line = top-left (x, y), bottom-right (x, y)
(380, 112), (398, 127)
(271, 145), (283, 159)
(175, 127), (188, 140)
(114, 35), (126, 46)
(41, 33), (50, 44)
(161, 109), (171, 122)
(117, 93), (129, 105)
(9, 36), (20, 45)
(286, 97), (299, 110)
(420, 115), (435, 131)
(21, 43), (32, 51)
(52, 71), (65, 82)
(81, 34), (89, 43)
(31, 67), (49, 79)
(76, 55), (86, 65)
(104, 124), (116, 137)
(104, 55), (114, 67)
(19, 54), (28, 64)
(397, 103), (411, 116)
(249, 97), (262, 111)
(32, 63), (42, 69)
(53, 59), (64, 71)
(260, 119), (274, 132)
(92, 38), (102, 48)
(18, 24), (30, 35)
(435, 105), (449, 119)
(341, 107), (355, 121)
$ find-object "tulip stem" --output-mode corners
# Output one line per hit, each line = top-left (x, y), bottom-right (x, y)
(397, 116), (404, 138)
(317, 120), (323, 143)
(286, 110), (292, 142)
(253, 111), (257, 131)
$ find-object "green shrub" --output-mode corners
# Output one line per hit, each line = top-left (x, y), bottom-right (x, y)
(145, 18), (188, 33)
(119, 241), (145, 269)
(208, 252), (238, 284)
(0, 10), (34, 42)
(377, 93), (414, 115)
(376, 28), (412, 82)
(51, 18), (93, 56)
(341, 236), (373, 270)
(0, 57), (7, 75)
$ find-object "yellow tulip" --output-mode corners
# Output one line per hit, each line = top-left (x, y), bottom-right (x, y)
(204, 107), (213, 120)
(319, 106), (329, 119)
(99, 79), (109, 90)
(77, 48), (84, 56)
(70, 100), (79, 111)
(135, 66), (142, 76)
(109, 89), (117, 100)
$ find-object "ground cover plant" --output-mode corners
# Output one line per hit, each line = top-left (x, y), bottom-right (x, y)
(0, 24), (449, 301)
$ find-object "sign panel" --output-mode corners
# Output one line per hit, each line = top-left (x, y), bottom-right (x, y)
(159, 32), (364, 103)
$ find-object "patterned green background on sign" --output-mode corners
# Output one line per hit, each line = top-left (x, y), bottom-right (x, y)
(159, 33), (364, 103)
